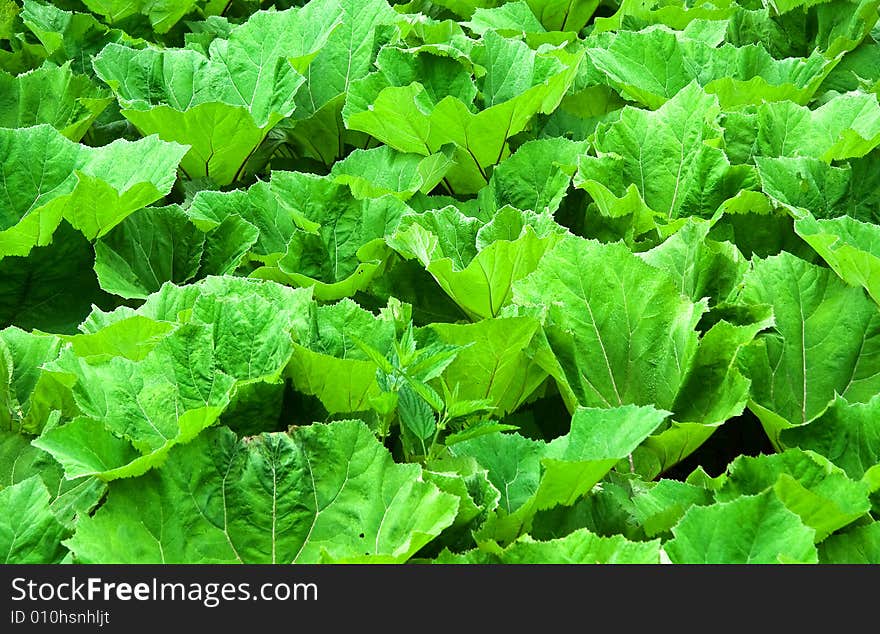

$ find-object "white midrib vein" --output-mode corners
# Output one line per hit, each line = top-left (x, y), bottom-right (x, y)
(292, 449), (321, 563)
(797, 295), (808, 425)
(220, 454), (245, 563)
(292, 448), (352, 562)
(667, 131), (687, 219)
(271, 459), (278, 564)
(578, 276), (622, 405)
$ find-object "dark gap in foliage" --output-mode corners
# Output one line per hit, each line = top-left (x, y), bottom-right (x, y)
(0, 221), (118, 334)
(357, 258), (471, 326)
(554, 185), (589, 237)
(664, 409), (776, 480)
(279, 382), (330, 429)
(504, 391), (572, 443)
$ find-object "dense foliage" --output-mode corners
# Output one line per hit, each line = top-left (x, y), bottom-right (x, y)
(3, 0), (880, 564)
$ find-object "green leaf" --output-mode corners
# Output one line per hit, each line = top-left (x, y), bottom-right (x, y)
(665, 490), (818, 563)
(34, 276), (313, 480)
(0, 125), (187, 255)
(0, 62), (112, 141)
(0, 476), (69, 563)
(0, 429), (106, 530)
(63, 316), (174, 363)
(285, 0), (399, 164)
(513, 236), (705, 411)
(344, 31), (582, 193)
(66, 422), (459, 563)
(629, 479), (715, 538)
(198, 214), (260, 277)
(389, 206), (566, 320)
(819, 522), (880, 563)
(21, 0), (145, 76)
(94, 206), (206, 299)
(756, 155), (854, 219)
(0, 221), (114, 335)
(35, 327), (236, 480)
(594, 0), (737, 34)
(527, 0), (603, 32)
(398, 384), (436, 445)
(0, 0), (18, 41)
(586, 26), (835, 109)
(781, 395), (880, 480)
(481, 137), (587, 216)
(330, 145), (454, 200)
(79, 0), (202, 34)
(0, 341), (12, 431)
(424, 455), (500, 548)
(0, 327), (66, 433)
(92, 4), (341, 184)
(435, 528), (660, 563)
(187, 180), (296, 261)
(640, 217), (748, 306)
(255, 172), (408, 300)
(421, 316), (547, 416)
(752, 92), (880, 162)
(794, 212), (880, 306)
(755, 135), (880, 224)
(453, 404), (668, 541)
(574, 83), (753, 228)
(735, 252), (880, 442)
(717, 449), (872, 541)
(286, 299), (397, 414)
(463, 2), (545, 36)
(634, 316), (770, 478)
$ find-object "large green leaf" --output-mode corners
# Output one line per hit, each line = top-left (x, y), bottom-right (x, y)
(750, 92), (880, 162)
(819, 522), (880, 563)
(452, 404), (668, 542)
(665, 490), (818, 563)
(735, 252), (880, 443)
(0, 62), (112, 141)
(33, 277), (314, 480)
(92, 3), (342, 184)
(480, 137), (587, 216)
(716, 449), (872, 541)
(781, 395), (880, 480)
(639, 217), (748, 306)
(0, 475), (69, 563)
(389, 206), (566, 320)
(0, 222), (115, 336)
(514, 235), (767, 475)
(256, 171), (409, 300)
(793, 212), (880, 306)
(513, 236), (705, 411)
(420, 316), (547, 415)
(757, 151), (880, 224)
(79, 0), (202, 34)
(286, 298), (398, 414)
(463, 2), (546, 36)
(285, 0), (399, 164)
(435, 528), (660, 563)
(574, 83), (753, 233)
(0, 429), (105, 530)
(94, 206), (206, 299)
(585, 26), (835, 109)
(344, 30), (582, 193)
(0, 328), (66, 433)
(330, 145), (454, 200)
(0, 125), (187, 255)
(66, 422), (458, 563)
(594, 0), (737, 34)
(187, 180), (295, 262)
(20, 0), (145, 75)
